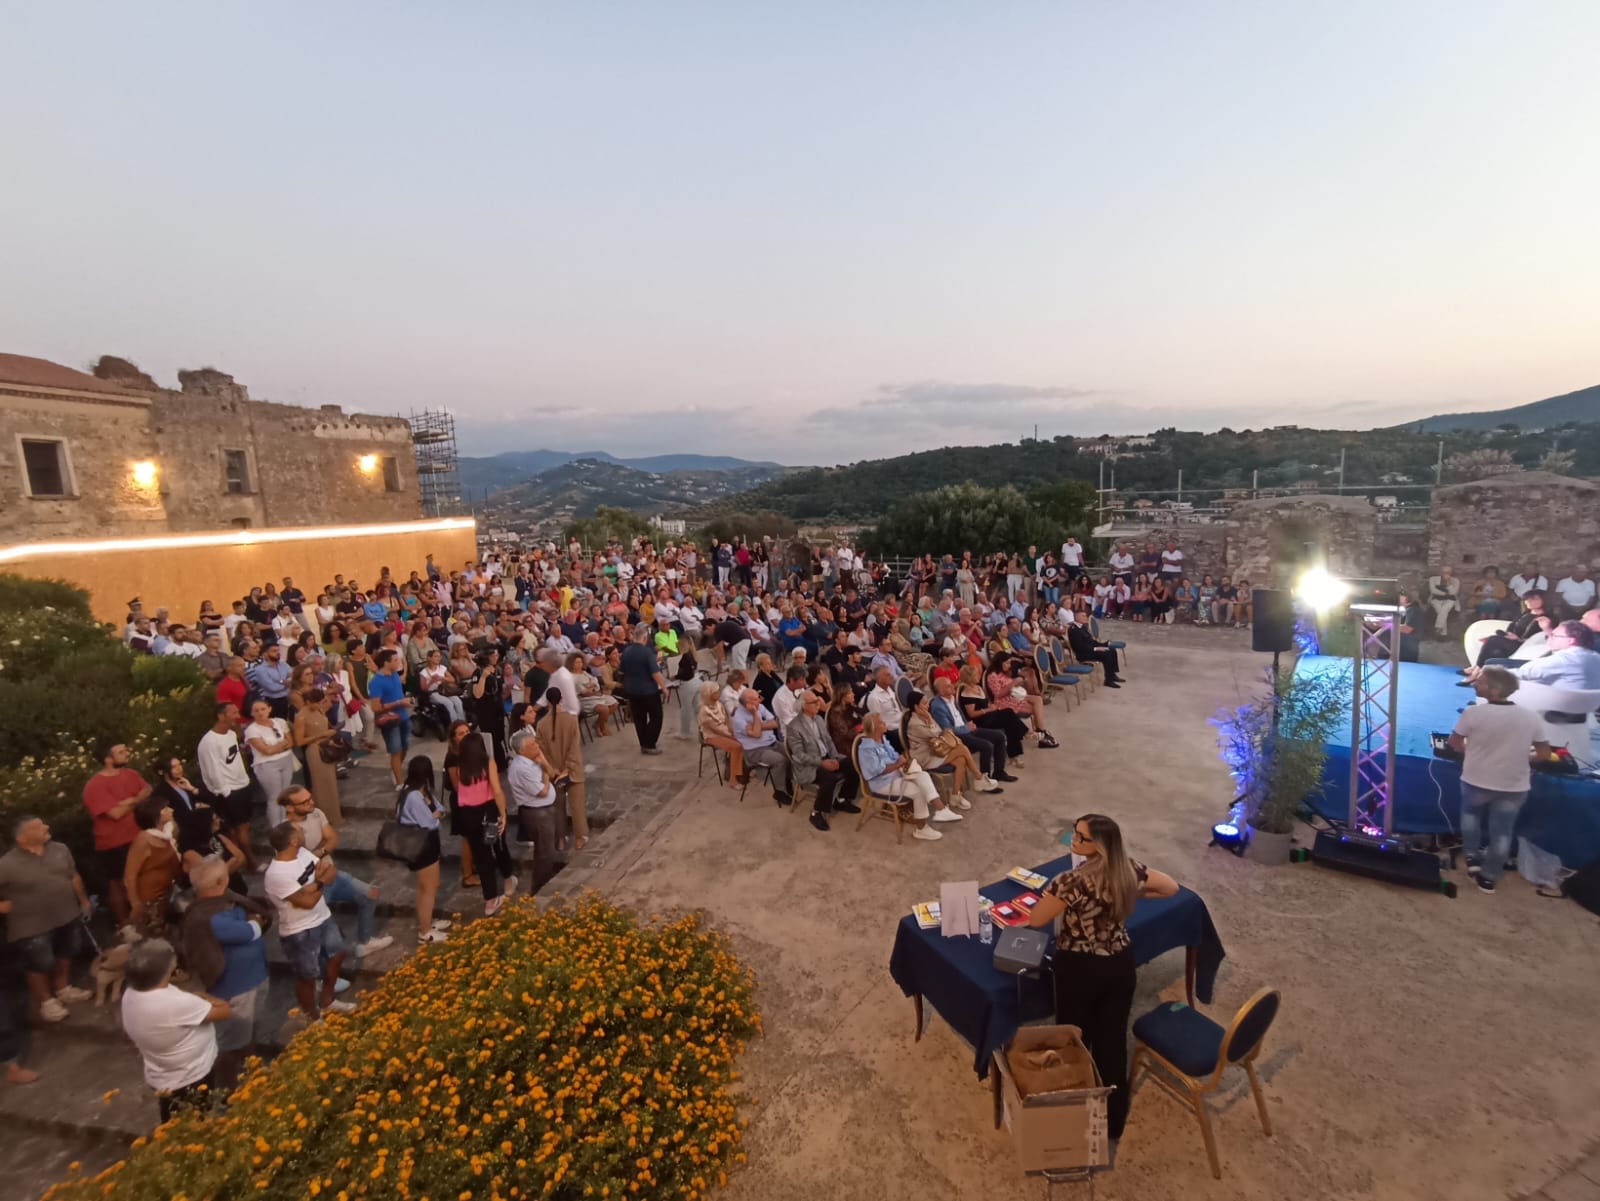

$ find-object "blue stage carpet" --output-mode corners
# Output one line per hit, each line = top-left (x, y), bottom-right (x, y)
(1295, 654), (1600, 869)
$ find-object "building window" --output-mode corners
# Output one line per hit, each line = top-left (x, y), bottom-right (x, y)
(224, 449), (251, 494)
(21, 438), (72, 497)
(382, 455), (401, 492)
(231, 517), (252, 530)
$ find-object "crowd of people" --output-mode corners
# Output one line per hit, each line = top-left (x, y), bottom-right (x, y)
(0, 533), (1137, 1112)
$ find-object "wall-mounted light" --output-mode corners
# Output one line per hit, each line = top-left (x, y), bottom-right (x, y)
(131, 460), (159, 488)
(358, 454), (379, 473)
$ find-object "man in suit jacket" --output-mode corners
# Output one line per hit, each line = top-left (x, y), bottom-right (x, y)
(787, 691), (860, 832)
(535, 689), (588, 851)
(929, 677), (1015, 781)
(1066, 620), (1124, 687)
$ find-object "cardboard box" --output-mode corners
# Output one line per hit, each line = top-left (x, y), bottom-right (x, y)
(992, 1026), (1112, 1174)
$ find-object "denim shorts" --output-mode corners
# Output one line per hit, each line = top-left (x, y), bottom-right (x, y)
(381, 718), (412, 756)
(215, 979), (270, 1051)
(13, 920), (84, 975)
(279, 919), (345, 980)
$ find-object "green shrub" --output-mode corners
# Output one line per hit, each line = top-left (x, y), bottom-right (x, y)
(0, 575), (95, 621)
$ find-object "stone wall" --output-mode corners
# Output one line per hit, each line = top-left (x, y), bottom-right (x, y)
(1224, 495), (1378, 589)
(1426, 472), (1600, 579)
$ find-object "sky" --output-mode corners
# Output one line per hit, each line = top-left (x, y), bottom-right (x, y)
(2, 2), (1597, 465)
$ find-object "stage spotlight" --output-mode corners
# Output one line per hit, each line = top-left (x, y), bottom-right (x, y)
(1210, 821), (1248, 855)
(1295, 566), (1350, 613)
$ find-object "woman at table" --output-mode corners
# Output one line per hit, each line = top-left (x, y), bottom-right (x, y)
(1028, 813), (1178, 1142)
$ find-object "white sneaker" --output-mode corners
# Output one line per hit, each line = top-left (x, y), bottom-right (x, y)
(327, 999), (358, 1015)
(355, 935), (394, 957)
(977, 777), (1003, 794)
(418, 929), (449, 945)
(912, 827), (944, 841)
(953, 795), (974, 810)
(430, 919), (453, 931)
(503, 876), (520, 898)
(485, 896), (504, 918)
(55, 985), (93, 1004)
(931, 809), (964, 823)
(334, 976), (351, 994)
(38, 997), (68, 1022)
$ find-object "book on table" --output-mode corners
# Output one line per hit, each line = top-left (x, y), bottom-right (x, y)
(1007, 867), (1048, 889)
(912, 902), (941, 930)
(989, 893), (1039, 928)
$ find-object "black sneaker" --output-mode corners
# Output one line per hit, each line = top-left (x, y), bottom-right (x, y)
(834, 800), (862, 814)
(1476, 876), (1496, 893)
(809, 812), (830, 832)
(774, 791), (793, 807)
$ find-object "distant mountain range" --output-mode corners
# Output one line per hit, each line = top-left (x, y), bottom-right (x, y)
(457, 449), (782, 499)
(1399, 384), (1600, 433)
(482, 457), (789, 521)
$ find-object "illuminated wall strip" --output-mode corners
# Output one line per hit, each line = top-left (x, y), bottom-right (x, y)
(0, 517), (478, 564)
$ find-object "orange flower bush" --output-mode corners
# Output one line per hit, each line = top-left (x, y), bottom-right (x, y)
(45, 897), (760, 1201)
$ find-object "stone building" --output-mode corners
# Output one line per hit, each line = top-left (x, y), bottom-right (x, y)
(1225, 494), (1378, 588)
(0, 353), (420, 542)
(1427, 472), (1600, 577)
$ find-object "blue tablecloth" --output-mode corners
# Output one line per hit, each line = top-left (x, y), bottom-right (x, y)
(887, 854), (1226, 1077)
(1296, 655), (1600, 868)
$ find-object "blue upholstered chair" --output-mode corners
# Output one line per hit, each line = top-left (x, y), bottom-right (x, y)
(1130, 988), (1280, 1179)
(1048, 636), (1098, 691)
(894, 674), (915, 710)
(1033, 646), (1085, 710)
(1089, 615), (1127, 663)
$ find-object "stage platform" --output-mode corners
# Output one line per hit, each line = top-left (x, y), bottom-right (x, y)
(1296, 654), (1600, 869)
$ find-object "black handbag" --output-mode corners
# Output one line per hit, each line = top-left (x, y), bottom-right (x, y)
(376, 792), (432, 865)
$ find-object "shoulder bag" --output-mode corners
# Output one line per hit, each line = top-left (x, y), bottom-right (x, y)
(376, 793), (432, 865)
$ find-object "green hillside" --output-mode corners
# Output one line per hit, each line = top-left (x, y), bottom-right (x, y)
(1403, 384), (1600, 433)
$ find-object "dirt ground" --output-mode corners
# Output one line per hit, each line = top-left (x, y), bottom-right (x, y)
(595, 625), (1600, 1201)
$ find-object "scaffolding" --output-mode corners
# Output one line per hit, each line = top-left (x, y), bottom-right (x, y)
(410, 408), (461, 517)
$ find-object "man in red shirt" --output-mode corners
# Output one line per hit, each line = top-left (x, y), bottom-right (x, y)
(81, 741), (151, 924)
(215, 656), (250, 718)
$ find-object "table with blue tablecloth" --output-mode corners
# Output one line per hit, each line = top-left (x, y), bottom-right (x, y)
(887, 854), (1227, 1077)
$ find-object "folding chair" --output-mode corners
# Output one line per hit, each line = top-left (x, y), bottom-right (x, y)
(1090, 615), (1127, 663)
(850, 735), (913, 843)
(1130, 988), (1281, 1179)
(1033, 646), (1084, 711)
(697, 733), (726, 785)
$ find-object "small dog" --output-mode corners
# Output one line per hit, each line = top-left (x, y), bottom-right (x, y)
(92, 926), (144, 1006)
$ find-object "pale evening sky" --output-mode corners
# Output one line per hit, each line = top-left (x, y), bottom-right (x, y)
(2, 2), (1596, 464)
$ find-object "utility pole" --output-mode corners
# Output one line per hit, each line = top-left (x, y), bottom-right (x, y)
(1177, 468), (1183, 502)
(1435, 439), (1444, 485)
(1338, 447), (1346, 492)
(1252, 468), (1259, 498)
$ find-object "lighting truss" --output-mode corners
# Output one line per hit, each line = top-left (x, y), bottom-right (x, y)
(1348, 604), (1401, 837)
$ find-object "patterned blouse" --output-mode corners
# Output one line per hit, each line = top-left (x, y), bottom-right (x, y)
(1044, 860), (1149, 955)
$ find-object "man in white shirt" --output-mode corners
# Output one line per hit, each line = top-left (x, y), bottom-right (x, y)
(1060, 537), (1085, 580)
(543, 649), (581, 716)
(864, 666), (906, 750)
(1109, 543), (1135, 583)
(1447, 668), (1553, 892)
(772, 665), (809, 733)
(678, 600), (704, 648)
(281, 786), (389, 959)
(1159, 540), (1184, 587)
(120, 938), (230, 1120)
(1553, 564), (1596, 618)
(1508, 565), (1549, 599)
(198, 703), (258, 873)
(263, 822), (355, 1020)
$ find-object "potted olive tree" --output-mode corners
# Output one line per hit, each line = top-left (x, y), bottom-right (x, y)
(1212, 661), (1349, 865)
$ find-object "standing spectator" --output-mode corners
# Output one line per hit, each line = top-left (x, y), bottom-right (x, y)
(393, 757), (451, 946)
(1447, 669), (1553, 893)
(536, 689), (589, 851)
(1108, 543), (1135, 585)
(293, 688), (344, 825)
(0, 816), (93, 1023)
(454, 734), (517, 916)
(442, 720), (478, 888)
(787, 690), (860, 832)
(368, 649), (414, 786)
(1028, 814), (1179, 1142)
(1136, 542), (1162, 581)
(215, 656), (250, 718)
(82, 740), (150, 925)
(243, 699), (296, 828)
(1159, 539), (1184, 590)
(121, 939), (230, 1121)
(153, 756), (201, 816)
(262, 823), (356, 1019)
(507, 729), (560, 892)
(619, 626), (666, 756)
(199, 703), (258, 873)
(1554, 564), (1596, 619)
(122, 797), (181, 940)
(180, 858), (273, 1090)
(1427, 565), (1461, 635)
(196, 632), (228, 682)
(1060, 537), (1085, 581)
(732, 689), (792, 805)
(252, 642), (293, 719)
(0, 950), (38, 1083)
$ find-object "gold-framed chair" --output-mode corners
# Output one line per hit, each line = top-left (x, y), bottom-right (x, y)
(1129, 988), (1281, 1179)
(784, 742), (816, 817)
(850, 735), (913, 843)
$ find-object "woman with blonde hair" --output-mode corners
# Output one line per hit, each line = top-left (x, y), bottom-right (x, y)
(1029, 814), (1179, 1141)
(901, 690), (999, 805)
(697, 680), (744, 788)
